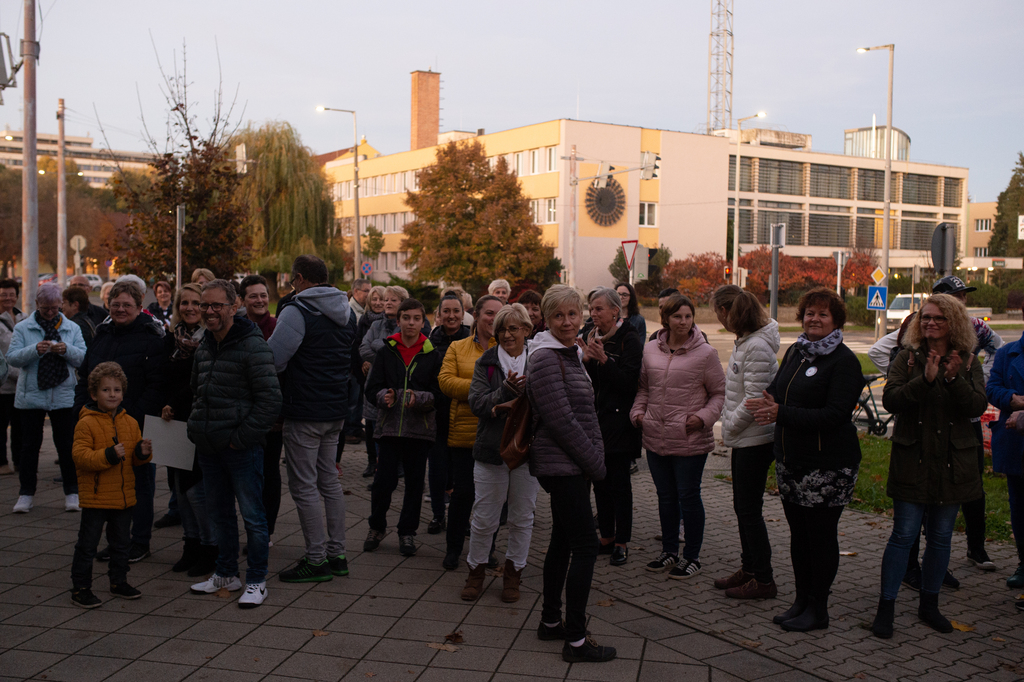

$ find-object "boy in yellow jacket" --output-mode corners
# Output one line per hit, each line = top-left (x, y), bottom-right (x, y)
(70, 362), (152, 608)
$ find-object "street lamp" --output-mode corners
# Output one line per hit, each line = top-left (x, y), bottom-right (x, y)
(858, 43), (894, 339)
(732, 111), (766, 285)
(316, 106), (361, 279)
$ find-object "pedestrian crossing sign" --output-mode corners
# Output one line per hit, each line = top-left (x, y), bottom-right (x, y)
(867, 286), (888, 311)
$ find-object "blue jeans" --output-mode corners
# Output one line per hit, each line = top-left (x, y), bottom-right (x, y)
(131, 462), (155, 546)
(647, 451), (708, 561)
(881, 499), (960, 599)
(198, 446), (268, 585)
(1009, 474), (1024, 561)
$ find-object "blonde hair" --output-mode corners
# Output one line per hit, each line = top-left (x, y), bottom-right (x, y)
(368, 285), (386, 302)
(384, 285), (409, 301)
(494, 303), (531, 334)
(540, 284), (583, 323)
(88, 361), (128, 397)
(171, 283), (205, 328)
(191, 268), (216, 284)
(902, 293), (976, 353)
(488, 279), (511, 294)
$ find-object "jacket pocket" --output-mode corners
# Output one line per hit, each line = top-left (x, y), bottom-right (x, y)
(949, 436), (980, 485)
(889, 442), (920, 486)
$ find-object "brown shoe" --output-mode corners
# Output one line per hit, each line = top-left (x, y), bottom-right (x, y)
(714, 568), (754, 590)
(724, 577), (778, 599)
(460, 563), (487, 601)
(0, 464), (13, 476)
(501, 559), (522, 603)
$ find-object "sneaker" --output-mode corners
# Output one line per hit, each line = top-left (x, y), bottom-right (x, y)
(110, 583), (142, 599)
(95, 546), (111, 562)
(127, 544), (150, 563)
(64, 494), (80, 512)
(562, 637), (617, 663)
(279, 557), (333, 583)
(399, 535), (416, 557)
(328, 554), (349, 577)
(71, 588), (101, 608)
(967, 548), (997, 571)
(629, 461), (639, 475)
(668, 559), (702, 580)
(363, 529), (385, 552)
(153, 513), (181, 529)
(427, 517), (446, 534)
(12, 495), (32, 513)
(1016, 599), (1024, 613)
(645, 552), (678, 573)
(942, 569), (960, 589)
(1007, 564), (1024, 589)
(238, 582), (267, 609)
(724, 577), (778, 599)
(191, 574), (243, 594)
(902, 566), (922, 592)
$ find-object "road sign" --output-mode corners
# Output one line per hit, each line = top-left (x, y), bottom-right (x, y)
(870, 266), (886, 286)
(69, 235), (86, 251)
(867, 286), (888, 311)
(1018, 215), (1024, 241)
(993, 259), (1006, 268)
(361, 261), (373, 276)
(621, 240), (639, 270)
(931, 222), (957, 276)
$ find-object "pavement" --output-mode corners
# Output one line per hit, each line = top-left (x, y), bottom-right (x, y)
(1, 426), (1023, 682)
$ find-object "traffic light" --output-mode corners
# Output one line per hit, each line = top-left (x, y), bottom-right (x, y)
(594, 162), (615, 189)
(640, 151), (661, 180)
(724, 264), (732, 281)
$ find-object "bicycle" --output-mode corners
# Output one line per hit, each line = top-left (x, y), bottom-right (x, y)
(853, 373), (893, 437)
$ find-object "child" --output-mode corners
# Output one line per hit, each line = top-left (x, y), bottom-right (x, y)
(363, 298), (442, 557)
(70, 362), (152, 608)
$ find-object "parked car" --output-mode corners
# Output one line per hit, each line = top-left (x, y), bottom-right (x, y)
(886, 294), (926, 330)
(83, 274), (104, 291)
(37, 273), (57, 285)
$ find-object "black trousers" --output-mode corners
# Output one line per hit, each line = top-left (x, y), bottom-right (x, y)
(369, 437), (430, 535)
(445, 447), (475, 555)
(782, 501), (844, 599)
(71, 507), (132, 590)
(18, 407), (76, 496)
(263, 429), (283, 536)
(594, 452), (633, 545)
(731, 442), (776, 583)
(0, 393), (21, 467)
(539, 474), (599, 642)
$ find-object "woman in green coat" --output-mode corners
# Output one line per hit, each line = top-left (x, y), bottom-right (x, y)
(872, 294), (987, 638)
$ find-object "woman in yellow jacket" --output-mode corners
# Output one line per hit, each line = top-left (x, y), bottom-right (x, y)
(439, 294), (502, 570)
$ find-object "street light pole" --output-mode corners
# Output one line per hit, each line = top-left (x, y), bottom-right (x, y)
(317, 107), (361, 279)
(858, 44), (894, 339)
(21, 0), (38, 313)
(57, 98), (67, 289)
(732, 112), (765, 286)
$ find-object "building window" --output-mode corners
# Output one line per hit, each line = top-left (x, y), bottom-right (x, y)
(900, 219), (937, 250)
(758, 159), (803, 196)
(807, 214), (851, 247)
(857, 169), (885, 202)
(943, 178), (962, 207)
(639, 202), (657, 227)
(975, 219), (991, 232)
(974, 247), (989, 257)
(332, 183), (341, 201)
(514, 153), (524, 176)
(547, 147), (557, 172)
(809, 164), (851, 200)
(728, 156), (753, 192)
(411, 171), (420, 191)
(530, 150), (539, 175)
(902, 174), (939, 206)
(546, 198), (556, 223)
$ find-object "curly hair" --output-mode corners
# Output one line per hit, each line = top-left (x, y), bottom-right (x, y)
(796, 287), (847, 330)
(902, 293), (975, 353)
(88, 361), (128, 397)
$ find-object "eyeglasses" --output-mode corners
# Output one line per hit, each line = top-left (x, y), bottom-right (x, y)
(37, 305), (59, 313)
(109, 303), (136, 311)
(921, 315), (947, 325)
(199, 302), (228, 312)
(498, 326), (523, 336)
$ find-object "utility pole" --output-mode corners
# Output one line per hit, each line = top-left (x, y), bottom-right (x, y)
(568, 145), (577, 288)
(352, 122), (361, 279)
(57, 98), (66, 289)
(175, 205), (184, 288)
(21, 0), (38, 313)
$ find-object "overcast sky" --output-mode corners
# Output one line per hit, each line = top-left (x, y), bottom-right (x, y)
(4, 0), (1021, 201)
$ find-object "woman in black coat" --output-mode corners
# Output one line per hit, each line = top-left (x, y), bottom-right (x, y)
(581, 287), (642, 566)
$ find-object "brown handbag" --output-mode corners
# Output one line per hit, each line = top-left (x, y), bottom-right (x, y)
(497, 353), (564, 470)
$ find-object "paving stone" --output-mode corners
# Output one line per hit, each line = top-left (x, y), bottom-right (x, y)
(15, 626), (103, 653)
(176, 619), (257, 644)
(0, 649), (66, 678)
(102, 659), (197, 682)
(35, 653), (132, 682)
(339, 659), (425, 681)
(205, 643), (292, 674)
(639, 660), (711, 681)
(325, 611), (398, 636)
(269, 651), (357, 681)
(364, 637), (439, 665)
(141, 638), (228, 666)
(79, 632), (166, 659)
(300, 630), (379, 659)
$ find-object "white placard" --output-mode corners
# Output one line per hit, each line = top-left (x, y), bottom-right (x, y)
(143, 415), (196, 471)
(1017, 214), (1024, 241)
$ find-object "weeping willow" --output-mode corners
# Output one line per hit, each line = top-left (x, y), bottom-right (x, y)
(233, 121), (335, 272)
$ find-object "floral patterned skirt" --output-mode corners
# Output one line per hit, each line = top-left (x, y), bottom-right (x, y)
(775, 460), (858, 508)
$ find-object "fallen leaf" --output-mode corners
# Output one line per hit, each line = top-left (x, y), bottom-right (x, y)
(428, 642), (459, 652)
(445, 630), (463, 643)
(950, 621), (975, 632)
(630, 545), (645, 552)
(595, 599), (615, 607)
(365, 674), (376, 678)
(838, 532), (846, 536)
(254, 658), (260, 662)
(343, 489), (352, 495)
(1017, 594), (1024, 600)
(215, 587), (232, 599)
(993, 637), (1006, 642)
(854, 674), (866, 679)
(740, 640), (761, 648)
(313, 630), (329, 637)
(839, 551), (858, 556)
(487, 566), (504, 577)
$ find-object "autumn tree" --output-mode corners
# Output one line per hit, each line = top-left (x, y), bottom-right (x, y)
(738, 247), (875, 300)
(363, 225), (385, 262)
(403, 140), (549, 295)
(988, 152), (1024, 257)
(662, 252), (728, 305)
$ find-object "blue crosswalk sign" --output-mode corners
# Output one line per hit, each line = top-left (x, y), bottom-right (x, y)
(867, 286), (888, 311)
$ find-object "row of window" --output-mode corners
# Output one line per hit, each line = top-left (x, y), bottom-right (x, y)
(975, 219), (992, 232)
(512, 147), (558, 177)
(530, 199), (557, 224)
(372, 251), (411, 273)
(362, 212), (414, 235)
(975, 247), (989, 257)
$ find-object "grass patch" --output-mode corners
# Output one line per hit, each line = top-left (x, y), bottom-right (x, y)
(762, 433), (1013, 544)
(856, 353), (880, 375)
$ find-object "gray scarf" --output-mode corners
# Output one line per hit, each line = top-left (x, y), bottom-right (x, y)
(794, 328), (843, 362)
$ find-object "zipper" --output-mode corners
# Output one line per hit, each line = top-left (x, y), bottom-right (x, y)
(399, 358), (418, 437)
(780, 357), (806, 464)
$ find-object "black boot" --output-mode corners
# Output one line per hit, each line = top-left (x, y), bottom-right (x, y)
(918, 591), (953, 633)
(780, 593), (830, 632)
(772, 591), (809, 624)
(871, 597), (896, 639)
(362, 453), (376, 478)
(188, 544), (219, 578)
(172, 538), (201, 573)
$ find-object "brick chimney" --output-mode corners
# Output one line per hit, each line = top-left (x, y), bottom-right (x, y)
(410, 70), (440, 151)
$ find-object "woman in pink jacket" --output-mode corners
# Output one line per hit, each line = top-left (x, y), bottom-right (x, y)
(631, 294), (726, 580)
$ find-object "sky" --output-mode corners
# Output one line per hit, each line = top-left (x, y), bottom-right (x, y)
(2, 0), (1021, 202)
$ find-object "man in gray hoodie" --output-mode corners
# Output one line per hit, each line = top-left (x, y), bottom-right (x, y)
(268, 255), (356, 583)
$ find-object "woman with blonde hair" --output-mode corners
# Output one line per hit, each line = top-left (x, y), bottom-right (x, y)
(190, 268), (215, 286)
(871, 293), (987, 638)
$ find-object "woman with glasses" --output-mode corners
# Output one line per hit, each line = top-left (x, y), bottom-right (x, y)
(615, 282), (647, 338)
(8, 284), (87, 513)
(871, 294), (987, 638)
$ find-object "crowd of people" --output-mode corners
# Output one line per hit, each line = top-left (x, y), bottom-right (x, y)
(3, 262), (1023, 664)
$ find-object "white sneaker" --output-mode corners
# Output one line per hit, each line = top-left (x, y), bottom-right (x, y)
(238, 582), (267, 609)
(190, 574), (243, 594)
(64, 494), (80, 512)
(12, 495), (33, 513)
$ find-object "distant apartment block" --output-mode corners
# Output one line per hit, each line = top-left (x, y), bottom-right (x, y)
(0, 129), (153, 188)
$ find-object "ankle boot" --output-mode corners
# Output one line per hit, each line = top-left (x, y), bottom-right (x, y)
(461, 564), (487, 601)
(918, 591), (953, 633)
(773, 591), (809, 624)
(501, 559), (523, 603)
(871, 597), (896, 639)
(188, 544), (219, 578)
(362, 453), (376, 478)
(780, 593), (830, 632)
(172, 538), (201, 573)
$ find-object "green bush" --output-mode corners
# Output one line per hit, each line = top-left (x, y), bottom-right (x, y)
(846, 296), (875, 327)
(966, 281), (1007, 314)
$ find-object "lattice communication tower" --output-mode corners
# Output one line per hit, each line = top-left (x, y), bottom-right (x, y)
(706, 0), (734, 134)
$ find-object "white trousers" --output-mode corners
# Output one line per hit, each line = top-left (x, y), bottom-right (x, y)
(467, 460), (540, 571)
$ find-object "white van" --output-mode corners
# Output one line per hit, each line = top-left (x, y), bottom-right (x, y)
(886, 294), (927, 330)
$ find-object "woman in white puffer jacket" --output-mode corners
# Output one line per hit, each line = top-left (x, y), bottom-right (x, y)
(710, 285), (781, 600)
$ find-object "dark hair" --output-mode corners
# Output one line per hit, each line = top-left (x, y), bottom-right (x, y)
(202, 279), (238, 304)
(473, 294), (502, 317)
(658, 288), (680, 299)
(292, 254), (328, 285)
(711, 285), (768, 337)
(153, 280), (173, 296)
(614, 282), (640, 318)
(516, 289), (542, 307)
(238, 274), (269, 299)
(0, 278), (20, 296)
(796, 286), (847, 330)
(62, 286), (90, 310)
(352, 278), (370, 289)
(397, 297), (425, 317)
(660, 293), (696, 328)
(438, 294), (464, 312)
(88, 361), (128, 397)
(108, 280), (143, 307)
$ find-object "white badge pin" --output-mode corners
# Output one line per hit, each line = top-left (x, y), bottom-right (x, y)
(805, 366), (818, 377)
